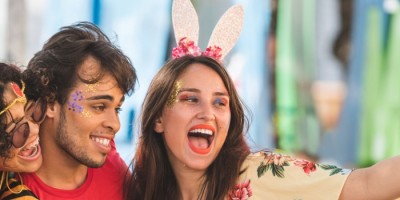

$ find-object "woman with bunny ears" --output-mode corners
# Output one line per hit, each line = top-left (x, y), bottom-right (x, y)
(124, 0), (400, 199)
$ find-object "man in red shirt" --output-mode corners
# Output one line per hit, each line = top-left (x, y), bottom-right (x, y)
(21, 22), (137, 199)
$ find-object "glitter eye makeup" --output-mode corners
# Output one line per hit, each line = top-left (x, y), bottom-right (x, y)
(167, 81), (183, 107)
(215, 97), (228, 106)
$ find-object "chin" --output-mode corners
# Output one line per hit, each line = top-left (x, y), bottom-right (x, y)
(187, 160), (213, 171)
(84, 157), (107, 168)
(16, 159), (43, 173)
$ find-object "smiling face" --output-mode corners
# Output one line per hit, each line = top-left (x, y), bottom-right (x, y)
(0, 83), (42, 172)
(154, 63), (231, 171)
(54, 57), (124, 167)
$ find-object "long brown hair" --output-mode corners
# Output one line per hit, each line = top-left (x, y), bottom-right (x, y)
(124, 56), (250, 200)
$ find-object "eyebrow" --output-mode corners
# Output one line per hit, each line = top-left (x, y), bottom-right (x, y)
(179, 88), (229, 97)
(86, 95), (125, 104)
(5, 110), (23, 127)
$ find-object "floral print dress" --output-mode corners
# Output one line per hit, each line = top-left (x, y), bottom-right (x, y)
(228, 150), (352, 200)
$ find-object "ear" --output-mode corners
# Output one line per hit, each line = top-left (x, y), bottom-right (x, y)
(45, 101), (59, 119)
(154, 117), (164, 133)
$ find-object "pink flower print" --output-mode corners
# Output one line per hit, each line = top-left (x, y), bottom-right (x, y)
(294, 160), (317, 175)
(228, 179), (253, 200)
(263, 152), (292, 166)
(273, 154), (287, 166)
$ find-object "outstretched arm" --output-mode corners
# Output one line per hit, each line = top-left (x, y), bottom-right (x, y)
(339, 156), (400, 200)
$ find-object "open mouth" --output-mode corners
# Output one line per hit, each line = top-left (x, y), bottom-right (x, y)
(188, 126), (215, 154)
(18, 138), (41, 160)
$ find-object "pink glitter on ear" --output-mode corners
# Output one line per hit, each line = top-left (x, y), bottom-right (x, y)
(10, 82), (24, 97)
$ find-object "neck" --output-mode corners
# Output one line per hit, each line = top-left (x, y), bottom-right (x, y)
(35, 123), (88, 190)
(172, 164), (207, 200)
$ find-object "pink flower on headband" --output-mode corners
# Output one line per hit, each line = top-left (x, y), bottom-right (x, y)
(172, 0), (244, 63)
(172, 37), (201, 59)
(202, 45), (222, 61)
(172, 37), (223, 61)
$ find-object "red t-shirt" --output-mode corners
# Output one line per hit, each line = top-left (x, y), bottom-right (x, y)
(21, 141), (129, 200)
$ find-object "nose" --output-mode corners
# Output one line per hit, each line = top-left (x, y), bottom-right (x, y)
(28, 121), (40, 136)
(196, 103), (216, 121)
(103, 112), (120, 133)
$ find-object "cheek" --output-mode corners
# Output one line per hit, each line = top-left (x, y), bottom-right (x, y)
(67, 90), (85, 113)
(0, 151), (18, 168)
(218, 111), (231, 131)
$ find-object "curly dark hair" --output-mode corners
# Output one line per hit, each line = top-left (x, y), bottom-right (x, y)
(0, 62), (24, 158)
(23, 21), (137, 104)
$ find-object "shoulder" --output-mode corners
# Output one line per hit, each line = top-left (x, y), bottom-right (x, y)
(232, 150), (352, 199)
(1, 174), (38, 200)
(98, 140), (128, 173)
(91, 139), (130, 185)
(243, 149), (351, 177)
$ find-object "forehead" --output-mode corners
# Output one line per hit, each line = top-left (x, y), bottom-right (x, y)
(74, 56), (123, 97)
(177, 63), (226, 89)
(77, 55), (102, 81)
(2, 83), (17, 104)
(73, 73), (122, 96)
(1, 86), (25, 124)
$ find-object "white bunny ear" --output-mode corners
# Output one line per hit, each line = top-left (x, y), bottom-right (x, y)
(172, 0), (199, 44)
(207, 5), (244, 60)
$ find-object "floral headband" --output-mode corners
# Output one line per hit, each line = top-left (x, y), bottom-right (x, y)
(171, 0), (244, 62)
(0, 81), (27, 116)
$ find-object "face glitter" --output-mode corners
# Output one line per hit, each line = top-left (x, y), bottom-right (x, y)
(81, 109), (92, 118)
(167, 81), (183, 107)
(85, 83), (99, 93)
(67, 90), (84, 113)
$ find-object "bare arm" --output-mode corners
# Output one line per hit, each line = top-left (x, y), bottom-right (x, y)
(339, 156), (400, 200)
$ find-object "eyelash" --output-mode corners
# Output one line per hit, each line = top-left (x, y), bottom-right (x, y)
(92, 104), (106, 111)
(178, 95), (228, 107)
(92, 104), (122, 115)
(179, 95), (198, 103)
(214, 98), (228, 107)
(115, 107), (122, 114)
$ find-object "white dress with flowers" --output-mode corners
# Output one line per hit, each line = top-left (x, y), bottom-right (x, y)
(228, 150), (351, 200)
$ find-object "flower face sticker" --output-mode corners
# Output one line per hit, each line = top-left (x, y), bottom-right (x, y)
(67, 90), (84, 113)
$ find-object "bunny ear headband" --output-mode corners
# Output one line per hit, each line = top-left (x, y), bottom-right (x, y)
(171, 0), (244, 62)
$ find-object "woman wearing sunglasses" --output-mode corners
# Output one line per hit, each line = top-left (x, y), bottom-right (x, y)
(0, 62), (45, 199)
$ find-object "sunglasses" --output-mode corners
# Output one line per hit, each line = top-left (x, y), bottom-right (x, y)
(5, 98), (47, 148)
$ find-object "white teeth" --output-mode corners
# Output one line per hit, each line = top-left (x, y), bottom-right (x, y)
(189, 129), (213, 135)
(23, 138), (40, 150)
(91, 137), (110, 146)
(29, 146), (38, 157)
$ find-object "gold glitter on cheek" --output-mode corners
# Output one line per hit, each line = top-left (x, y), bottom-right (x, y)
(81, 109), (92, 118)
(167, 81), (183, 107)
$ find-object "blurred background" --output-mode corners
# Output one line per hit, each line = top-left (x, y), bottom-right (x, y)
(1, 0), (399, 168)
